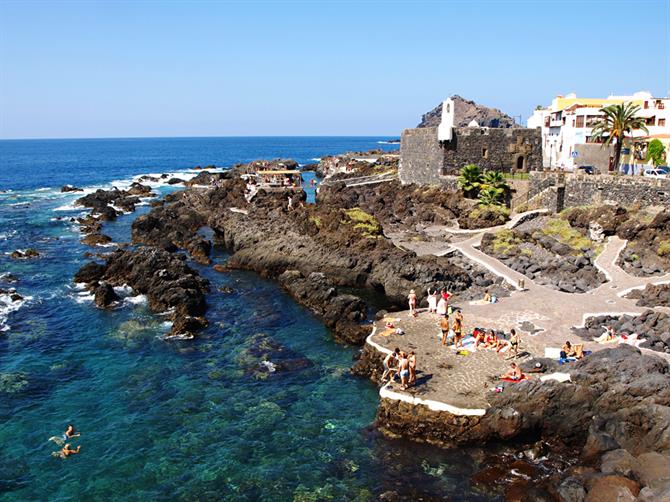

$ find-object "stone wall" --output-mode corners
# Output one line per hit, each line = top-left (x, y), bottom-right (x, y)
(400, 126), (542, 185)
(399, 127), (445, 185)
(442, 127), (542, 174)
(528, 172), (670, 211)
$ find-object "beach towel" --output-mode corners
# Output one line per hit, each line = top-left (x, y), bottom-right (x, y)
(540, 372), (571, 383)
(544, 347), (562, 359)
(468, 299), (490, 306)
(500, 375), (529, 383)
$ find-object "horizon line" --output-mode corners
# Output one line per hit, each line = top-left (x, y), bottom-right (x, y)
(0, 134), (402, 142)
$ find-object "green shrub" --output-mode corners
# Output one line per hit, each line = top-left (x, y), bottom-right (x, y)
(541, 218), (592, 252)
(342, 208), (382, 238)
(658, 240), (670, 257)
(491, 229), (520, 255)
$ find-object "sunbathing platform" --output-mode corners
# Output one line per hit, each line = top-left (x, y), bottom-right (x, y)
(367, 236), (670, 414)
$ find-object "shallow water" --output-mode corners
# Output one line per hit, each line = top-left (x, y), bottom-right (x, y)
(0, 137), (498, 501)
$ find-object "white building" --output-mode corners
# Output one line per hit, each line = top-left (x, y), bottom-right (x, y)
(528, 91), (670, 172)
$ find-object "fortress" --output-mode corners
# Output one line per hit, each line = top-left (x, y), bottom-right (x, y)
(399, 97), (543, 185)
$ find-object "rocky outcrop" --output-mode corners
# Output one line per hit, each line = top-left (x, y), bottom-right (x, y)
(277, 270), (371, 345)
(235, 333), (314, 380)
(417, 95), (519, 129)
(626, 283), (670, 308)
(75, 183), (154, 220)
(574, 310), (670, 354)
(61, 185), (83, 193)
(10, 249), (39, 260)
(80, 232), (113, 247)
(373, 346), (670, 499)
(480, 228), (606, 293)
(317, 179), (467, 231)
(74, 247), (209, 338)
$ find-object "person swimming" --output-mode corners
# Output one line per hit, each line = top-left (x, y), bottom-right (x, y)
(49, 424), (80, 446)
(52, 443), (81, 459)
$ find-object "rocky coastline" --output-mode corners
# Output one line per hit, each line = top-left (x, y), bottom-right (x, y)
(67, 156), (670, 500)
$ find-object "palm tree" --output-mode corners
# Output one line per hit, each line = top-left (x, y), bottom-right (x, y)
(457, 164), (482, 198)
(478, 186), (504, 206)
(590, 102), (648, 172)
(481, 171), (509, 191)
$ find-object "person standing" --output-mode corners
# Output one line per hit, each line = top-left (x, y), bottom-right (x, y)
(439, 315), (450, 346)
(381, 348), (400, 383)
(436, 296), (447, 317)
(398, 352), (410, 390)
(509, 329), (521, 358)
(427, 288), (438, 314)
(408, 289), (417, 317)
(408, 351), (417, 386)
(453, 317), (463, 349)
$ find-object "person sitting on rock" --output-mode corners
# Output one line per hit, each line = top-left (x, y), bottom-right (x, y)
(408, 351), (417, 386)
(381, 348), (400, 383)
(407, 289), (417, 317)
(562, 341), (585, 359)
(500, 362), (523, 381)
(483, 290), (492, 303)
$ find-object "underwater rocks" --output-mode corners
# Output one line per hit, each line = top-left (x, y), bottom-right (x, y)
(0, 372), (29, 394)
(235, 332), (314, 380)
(74, 247), (209, 338)
(277, 270), (371, 345)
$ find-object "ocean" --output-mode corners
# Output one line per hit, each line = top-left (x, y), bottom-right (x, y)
(0, 137), (495, 501)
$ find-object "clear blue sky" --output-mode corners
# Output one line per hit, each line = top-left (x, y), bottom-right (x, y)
(1, 0), (669, 139)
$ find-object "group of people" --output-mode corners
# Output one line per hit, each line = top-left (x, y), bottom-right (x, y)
(381, 348), (417, 390)
(49, 424), (81, 459)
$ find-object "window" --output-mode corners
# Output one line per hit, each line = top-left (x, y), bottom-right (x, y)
(576, 116), (585, 128)
(562, 117), (566, 125)
(656, 100), (665, 110)
(658, 118), (666, 127)
(645, 117), (655, 126)
(644, 101), (649, 109)
(482, 147), (488, 159)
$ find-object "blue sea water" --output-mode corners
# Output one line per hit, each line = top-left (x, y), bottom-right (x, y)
(0, 137), (496, 501)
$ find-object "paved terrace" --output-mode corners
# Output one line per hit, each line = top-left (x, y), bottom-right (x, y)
(370, 230), (670, 414)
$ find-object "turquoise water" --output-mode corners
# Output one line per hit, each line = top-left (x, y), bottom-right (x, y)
(0, 138), (495, 501)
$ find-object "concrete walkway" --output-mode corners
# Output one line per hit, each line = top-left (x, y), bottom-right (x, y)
(372, 228), (670, 415)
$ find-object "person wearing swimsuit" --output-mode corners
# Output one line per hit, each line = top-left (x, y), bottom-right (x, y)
(427, 289), (438, 314)
(509, 329), (520, 358)
(398, 352), (410, 390)
(453, 318), (463, 348)
(408, 351), (417, 386)
(381, 350), (399, 383)
(408, 290), (417, 317)
(439, 315), (450, 346)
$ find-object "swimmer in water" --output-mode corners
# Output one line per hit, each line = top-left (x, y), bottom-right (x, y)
(49, 424), (80, 446)
(53, 443), (81, 459)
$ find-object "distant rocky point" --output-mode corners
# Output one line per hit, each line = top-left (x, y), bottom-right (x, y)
(417, 94), (519, 129)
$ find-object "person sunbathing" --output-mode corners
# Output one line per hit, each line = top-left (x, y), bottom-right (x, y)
(500, 362), (523, 381)
(562, 341), (585, 359)
(473, 328), (485, 348)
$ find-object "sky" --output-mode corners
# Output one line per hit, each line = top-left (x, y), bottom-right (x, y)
(0, 0), (669, 139)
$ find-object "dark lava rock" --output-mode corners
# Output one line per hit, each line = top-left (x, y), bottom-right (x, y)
(166, 177), (185, 185)
(626, 283), (670, 308)
(80, 233), (113, 247)
(61, 185), (83, 193)
(74, 247), (209, 338)
(278, 270), (370, 345)
(417, 95), (519, 129)
(94, 282), (119, 308)
(10, 248), (39, 260)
